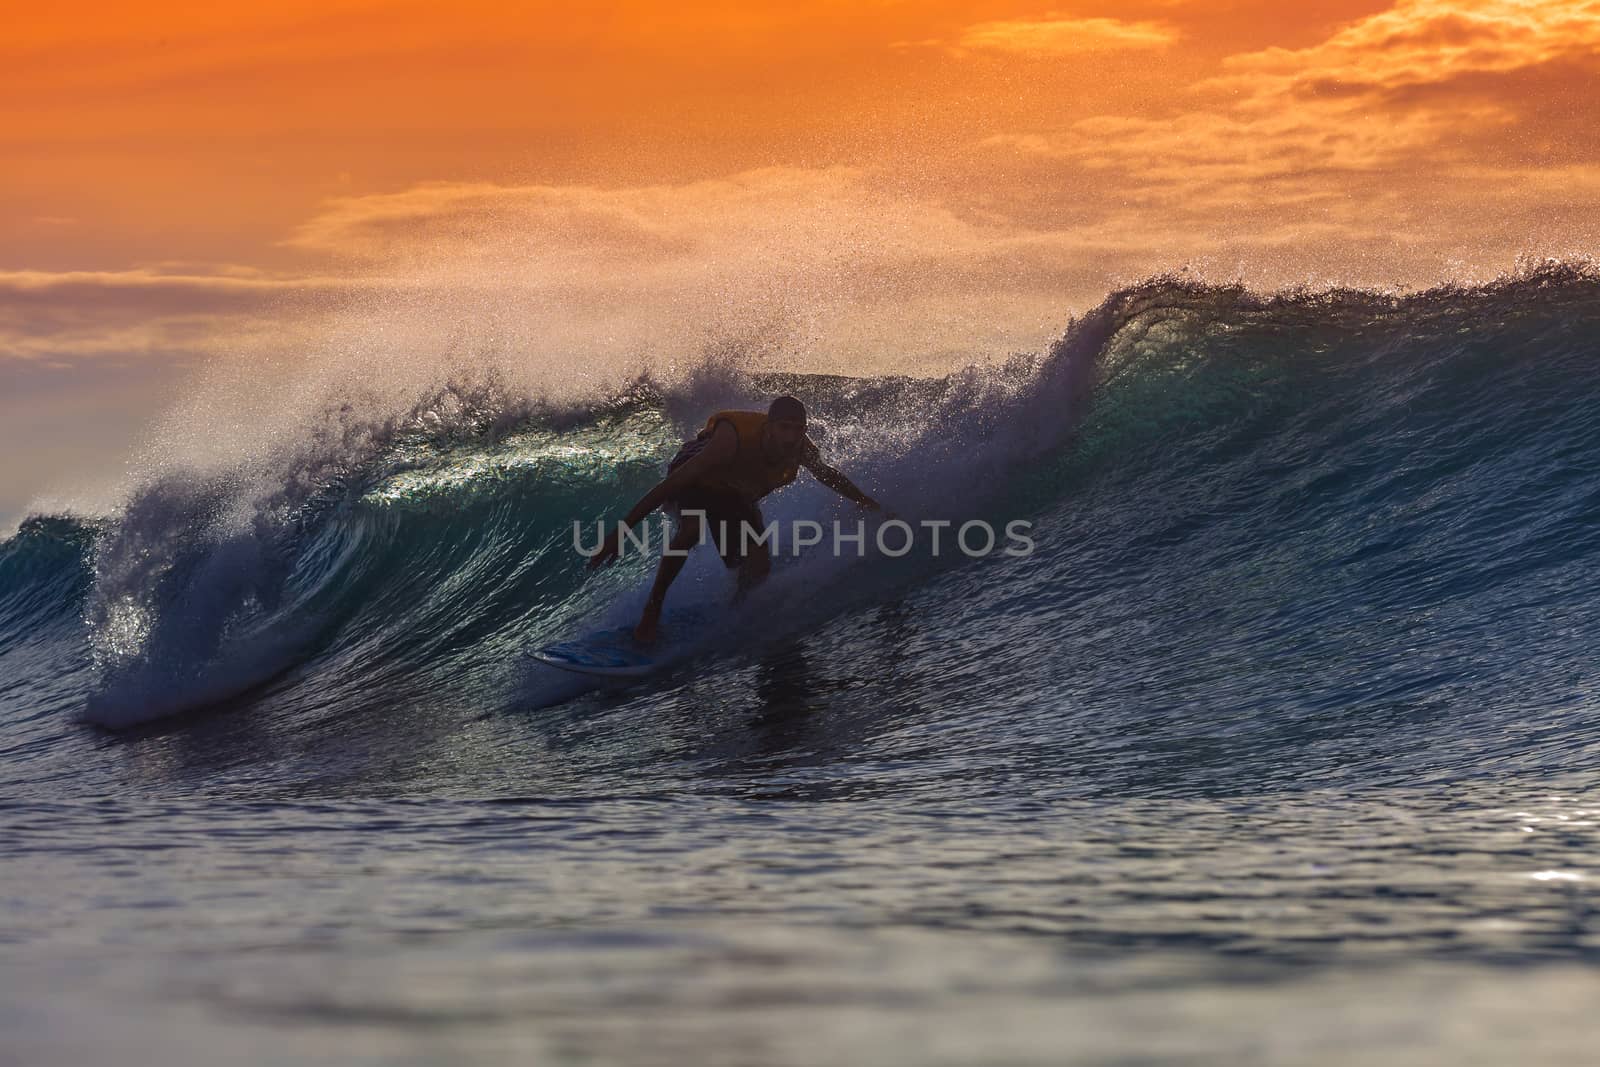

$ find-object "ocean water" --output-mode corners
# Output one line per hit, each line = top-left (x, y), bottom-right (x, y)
(4, 268), (1600, 1064)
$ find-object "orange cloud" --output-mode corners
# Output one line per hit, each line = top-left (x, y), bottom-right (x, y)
(984, 0), (1600, 210)
(0, 267), (353, 297)
(955, 15), (1179, 55)
(945, 0), (1600, 303)
(0, 267), (368, 364)
(1205, 0), (1600, 104)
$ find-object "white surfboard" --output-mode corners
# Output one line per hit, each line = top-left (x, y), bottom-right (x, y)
(529, 625), (662, 677)
(528, 607), (711, 678)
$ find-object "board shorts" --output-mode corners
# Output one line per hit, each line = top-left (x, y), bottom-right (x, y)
(668, 485), (766, 569)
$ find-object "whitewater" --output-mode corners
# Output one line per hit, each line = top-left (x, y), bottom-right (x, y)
(4, 266), (1600, 1064)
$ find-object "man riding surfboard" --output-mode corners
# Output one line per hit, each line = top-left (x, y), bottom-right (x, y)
(588, 395), (881, 643)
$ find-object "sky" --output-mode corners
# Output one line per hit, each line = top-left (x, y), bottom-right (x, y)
(5, 0), (1600, 524)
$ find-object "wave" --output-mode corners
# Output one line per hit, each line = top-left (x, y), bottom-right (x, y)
(3, 263), (1600, 738)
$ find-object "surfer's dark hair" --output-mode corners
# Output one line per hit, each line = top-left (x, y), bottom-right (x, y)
(768, 395), (806, 424)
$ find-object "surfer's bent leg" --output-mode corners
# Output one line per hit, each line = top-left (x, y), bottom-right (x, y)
(636, 512), (702, 644)
(732, 507), (770, 603)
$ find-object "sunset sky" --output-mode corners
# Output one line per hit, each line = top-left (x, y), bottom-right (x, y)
(5, 0), (1600, 523)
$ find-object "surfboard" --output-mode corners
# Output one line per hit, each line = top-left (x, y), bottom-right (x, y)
(529, 625), (662, 677)
(529, 607), (711, 678)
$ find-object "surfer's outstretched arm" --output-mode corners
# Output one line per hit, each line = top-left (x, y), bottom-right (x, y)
(587, 421), (738, 569)
(802, 449), (880, 511)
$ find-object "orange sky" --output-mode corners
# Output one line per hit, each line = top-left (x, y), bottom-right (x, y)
(4, 0), (1600, 520)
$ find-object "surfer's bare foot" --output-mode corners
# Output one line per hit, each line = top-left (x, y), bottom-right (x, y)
(633, 614), (659, 645)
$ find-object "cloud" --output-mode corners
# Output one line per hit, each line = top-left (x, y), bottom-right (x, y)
(950, 1), (1600, 302)
(984, 101), (1512, 200)
(0, 267), (361, 364)
(956, 16), (1178, 56)
(285, 167), (1099, 301)
(0, 267), (357, 301)
(979, 0), (1600, 224)
(284, 181), (700, 262)
(1203, 0), (1600, 105)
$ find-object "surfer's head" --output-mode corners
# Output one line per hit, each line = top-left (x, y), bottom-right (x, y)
(766, 395), (807, 460)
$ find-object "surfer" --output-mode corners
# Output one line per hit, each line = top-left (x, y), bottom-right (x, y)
(588, 395), (881, 643)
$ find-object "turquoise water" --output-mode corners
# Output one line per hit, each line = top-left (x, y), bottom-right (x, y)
(4, 269), (1600, 1063)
